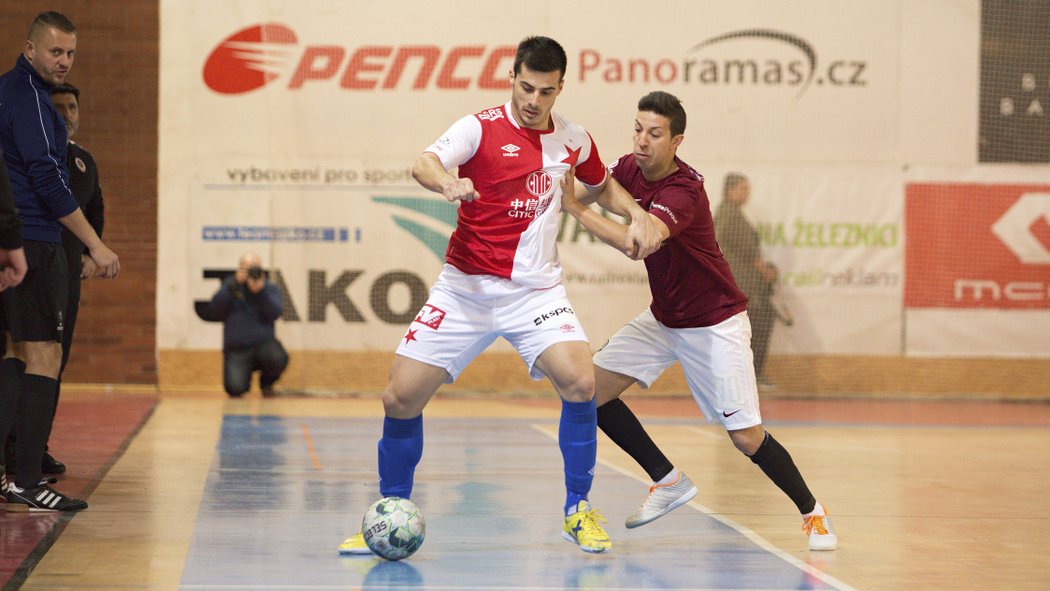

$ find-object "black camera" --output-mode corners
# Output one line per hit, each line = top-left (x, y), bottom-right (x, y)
(247, 266), (264, 280)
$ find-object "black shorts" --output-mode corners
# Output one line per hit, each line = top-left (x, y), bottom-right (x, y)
(0, 241), (69, 343)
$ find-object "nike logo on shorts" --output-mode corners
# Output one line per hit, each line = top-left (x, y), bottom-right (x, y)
(722, 409), (741, 418)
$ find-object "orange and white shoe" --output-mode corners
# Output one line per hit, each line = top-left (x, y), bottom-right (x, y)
(803, 506), (838, 551)
(625, 471), (698, 529)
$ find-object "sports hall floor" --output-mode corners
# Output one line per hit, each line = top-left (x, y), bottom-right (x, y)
(1, 388), (1048, 590)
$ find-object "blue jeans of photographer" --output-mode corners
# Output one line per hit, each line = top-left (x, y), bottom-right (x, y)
(223, 337), (288, 397)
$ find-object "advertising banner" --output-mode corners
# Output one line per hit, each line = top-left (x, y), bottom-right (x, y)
(905, 183), (1050, 356)
(718, 168), (903, 355)
(156, 0), (975, 359)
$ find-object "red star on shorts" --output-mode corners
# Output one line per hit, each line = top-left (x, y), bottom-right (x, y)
(403, 328), (418, 345)
(561, 145), (581, 167)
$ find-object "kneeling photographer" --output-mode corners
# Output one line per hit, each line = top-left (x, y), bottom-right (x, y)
(202, 253), (288, 397)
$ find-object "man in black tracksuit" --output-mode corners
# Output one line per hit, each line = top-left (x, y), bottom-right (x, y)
(0, 11), (120, 512)
(3, 82), (105, 476)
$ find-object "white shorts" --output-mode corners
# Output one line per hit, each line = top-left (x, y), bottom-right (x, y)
(395, 265), (589, 382)
(593, 309), (762, 430)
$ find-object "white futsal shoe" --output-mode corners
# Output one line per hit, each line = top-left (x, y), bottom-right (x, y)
(803, 506), (838, 551)
(625, 471), (698, 529)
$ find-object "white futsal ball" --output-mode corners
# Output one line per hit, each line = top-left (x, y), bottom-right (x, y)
(361, 496), (426, 560)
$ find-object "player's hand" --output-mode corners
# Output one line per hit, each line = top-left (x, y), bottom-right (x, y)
(626, 213), (662, 260)
(440, 177), (480, 203)
(0, 247), (27, 291)
(88, 242), (120, 279)
(80, 254), (98, 280)
(559, 167), (584, 215)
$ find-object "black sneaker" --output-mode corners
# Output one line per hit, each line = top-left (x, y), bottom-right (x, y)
(0, 474), (50, 505)
(42, 452), (66, 475)
(5, 483), (88, 512)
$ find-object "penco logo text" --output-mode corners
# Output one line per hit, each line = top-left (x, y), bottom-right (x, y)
(203, 23), (515, 94)
(203, 25), (869, 97)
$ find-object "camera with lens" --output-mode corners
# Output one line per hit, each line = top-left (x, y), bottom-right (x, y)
(247, 266), (264, 280)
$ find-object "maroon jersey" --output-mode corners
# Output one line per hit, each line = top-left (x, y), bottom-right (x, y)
(611, 154), (747, 328)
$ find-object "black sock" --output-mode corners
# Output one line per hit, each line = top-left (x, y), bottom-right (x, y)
(749, 431), (816, 514)
(15, 374), (57, 489)
(45, 377), (62, 448)
(597, 398), (674, 482)
(0, 357), (26, 466)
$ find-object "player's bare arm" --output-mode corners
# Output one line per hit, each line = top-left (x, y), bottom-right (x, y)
(412, 152), (480, 203)
(562, 168), (669, 258)
(0, 246), (27, 290)
(592, 176), (663, 259)
(577, 173), (664, 259)
(59, 208), (119, 278)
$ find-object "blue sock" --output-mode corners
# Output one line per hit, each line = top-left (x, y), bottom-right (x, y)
(377, 415), (423, 499)
(559, 398), (597, 515)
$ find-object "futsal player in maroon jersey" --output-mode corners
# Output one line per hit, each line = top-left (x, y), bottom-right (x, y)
(560, 91), (837, 551)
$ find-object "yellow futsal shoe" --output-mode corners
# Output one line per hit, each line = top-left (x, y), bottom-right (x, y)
(337, 531), (373, 556)
(562, 500), (612, 554)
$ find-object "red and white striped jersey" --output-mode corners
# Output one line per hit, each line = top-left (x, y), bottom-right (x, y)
(424, 102), (607, 289)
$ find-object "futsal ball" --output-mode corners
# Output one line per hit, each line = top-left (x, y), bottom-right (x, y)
(361, 496), (426, 561)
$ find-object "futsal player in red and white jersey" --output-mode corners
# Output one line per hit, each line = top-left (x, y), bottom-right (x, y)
(560, 91), (837, 551)
(338, 36), (662, 556)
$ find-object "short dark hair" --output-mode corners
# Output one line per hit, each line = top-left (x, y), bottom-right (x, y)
(50, 82), (80, 103)
(28, 11), (76, 41)
(513, 36), (567, 79)
(723, 173), (748, 198)
(637, 91), (687, 137)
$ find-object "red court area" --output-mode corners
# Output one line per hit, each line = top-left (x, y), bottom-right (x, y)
(0, 391), (157, 589)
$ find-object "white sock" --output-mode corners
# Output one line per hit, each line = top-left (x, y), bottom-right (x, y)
(655, 469), (680, 486)
(802, 501), (826, 518)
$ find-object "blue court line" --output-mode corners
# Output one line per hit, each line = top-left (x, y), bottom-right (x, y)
(179, 415), (851, 590)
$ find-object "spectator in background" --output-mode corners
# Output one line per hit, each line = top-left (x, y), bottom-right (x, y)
(0, 11), (120, 512)
(201, 253), (288, 398)
(714, 173), (779, 390)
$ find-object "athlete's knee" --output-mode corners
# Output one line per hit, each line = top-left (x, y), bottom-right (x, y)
(382, 388), (428, 418)
(595, 390), (618, 407)
(556, 369), (595, 403)
(728, 424), (766, 455)
(594, 367), (633, 407)
(382, 374), (436, 418)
